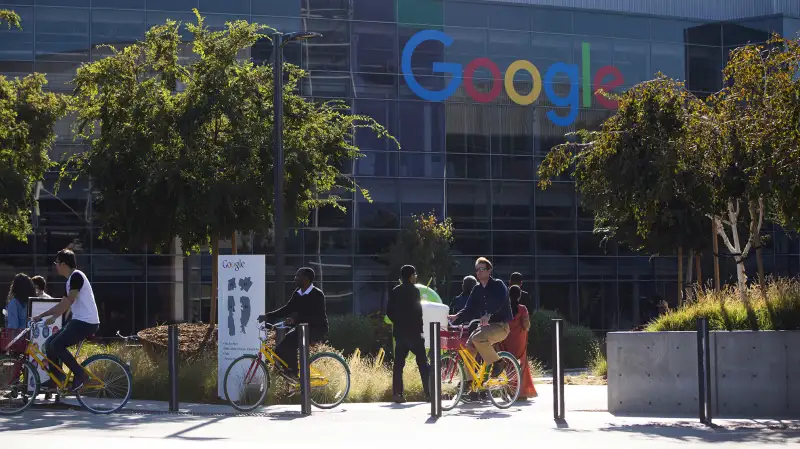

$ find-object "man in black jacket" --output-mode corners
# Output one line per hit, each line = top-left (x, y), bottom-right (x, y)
(257, 267), (327, 379)
(386, 265), (430, 403)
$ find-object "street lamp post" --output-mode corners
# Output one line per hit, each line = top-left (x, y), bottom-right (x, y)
(272, 31), (322, 306)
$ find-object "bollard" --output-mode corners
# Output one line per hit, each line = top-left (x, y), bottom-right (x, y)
(298, 323), (312, 415)
(168, 324), (179, 412)
(697, 317), (712, 424)
(552, 318), (565, 420)
(429, 321), (442, 418)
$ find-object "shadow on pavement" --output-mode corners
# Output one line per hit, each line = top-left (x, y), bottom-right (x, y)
(600, 420), (800, 444)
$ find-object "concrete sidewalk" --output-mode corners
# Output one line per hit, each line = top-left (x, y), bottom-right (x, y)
(2, 385), (798, 448)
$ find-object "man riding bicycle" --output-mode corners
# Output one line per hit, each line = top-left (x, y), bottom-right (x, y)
(257, 267), (328, 379)
(447, 257), (512, 380)
(32, 249), (100, 393)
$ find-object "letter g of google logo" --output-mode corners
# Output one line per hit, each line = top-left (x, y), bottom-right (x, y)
(401, 30), (624, 128)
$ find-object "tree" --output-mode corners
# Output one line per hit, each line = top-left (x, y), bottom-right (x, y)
(0, 10), (69, 241)
(538, 76), (712, 304)
(63, 12), (395, 338)
(384, 213), (454, 297)
(695, 35), (800, 301)
(0, 10), (21, 29)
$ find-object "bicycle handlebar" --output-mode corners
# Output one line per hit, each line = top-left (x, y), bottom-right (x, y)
(448, 318), (482, 328)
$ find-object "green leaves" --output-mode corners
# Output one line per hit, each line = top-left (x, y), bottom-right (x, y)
(0, 71), (69, 241)
(384, 213), (454, 294)
(0, 10), (20, 29)
(538, 75), (710, 255)
(65, 12), (395, 253)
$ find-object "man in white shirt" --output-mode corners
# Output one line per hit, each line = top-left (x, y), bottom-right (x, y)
(31, 276), (53, 299)
(33, 249), (100, 392)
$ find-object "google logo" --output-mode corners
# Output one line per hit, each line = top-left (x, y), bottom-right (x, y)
(222, 259), (246, 271)
(402, 30), (625, 127)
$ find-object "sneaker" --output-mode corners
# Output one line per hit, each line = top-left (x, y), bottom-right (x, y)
(40, 380), (58, 391)
(392, 394), (406, 404)
(69, 373), (87, 393)
(490, 360), (506, 378)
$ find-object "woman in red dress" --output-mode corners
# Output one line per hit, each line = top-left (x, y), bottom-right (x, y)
(500, 285), (537, 400)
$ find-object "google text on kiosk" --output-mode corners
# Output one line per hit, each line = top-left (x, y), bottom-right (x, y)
(402, 30), (625, 127)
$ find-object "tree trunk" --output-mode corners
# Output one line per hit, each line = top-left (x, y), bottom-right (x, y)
(678, 246), (683, 307)
(755, 239), (765, 299)
(231, 232), (238, 255)
(712, 220), (721, 292)
(695, 254), (703, 293)
(196, 237), (220, 358)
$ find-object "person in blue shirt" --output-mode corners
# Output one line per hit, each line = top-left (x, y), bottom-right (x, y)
(5, 273), (35, 329)
(449, 275), (477, 315)
(448, 257), (513, 379)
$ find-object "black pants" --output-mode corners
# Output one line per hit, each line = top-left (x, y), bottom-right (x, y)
(276, 328), (325, 376)
(44, 319), (99, 383)
(392, 333), (430, 397)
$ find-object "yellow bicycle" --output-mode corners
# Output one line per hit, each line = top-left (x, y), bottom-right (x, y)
(0, 321), (133, 415)
(439, 319), (521, 410)
(222, 322), (350, 412)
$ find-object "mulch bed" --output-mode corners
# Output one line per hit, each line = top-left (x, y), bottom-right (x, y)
(137, 323), (218, 354)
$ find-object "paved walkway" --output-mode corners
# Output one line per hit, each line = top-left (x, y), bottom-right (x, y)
(2, 386), (798, 448)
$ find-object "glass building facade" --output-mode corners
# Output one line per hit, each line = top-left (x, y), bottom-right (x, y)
(1, 0), (799, 336)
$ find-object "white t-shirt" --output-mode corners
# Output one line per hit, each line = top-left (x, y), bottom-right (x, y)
(66, 270), (100, 325)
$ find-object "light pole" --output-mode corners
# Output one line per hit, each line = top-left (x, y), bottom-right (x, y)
(272, 31), (322, 306)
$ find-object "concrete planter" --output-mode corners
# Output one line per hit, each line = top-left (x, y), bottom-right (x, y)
(607, 331), (800, 418)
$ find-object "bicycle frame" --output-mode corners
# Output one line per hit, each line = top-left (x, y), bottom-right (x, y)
(242, 323), (327, 387)
(13, 323), (105, 392)
(443, 321), (510, 392)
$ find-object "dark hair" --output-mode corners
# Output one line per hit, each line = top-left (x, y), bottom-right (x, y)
(509, 272), (523, 285)
(10, 273), (36, 305)
(31, 275), (46, 292)
(297, 267), (315, 283)
(462, 275), (477, 293)
(509, 285), (521, 315)
(475, 257), (493, 270)
(400, 265), (416, 282)
(56, 249), (77, 269)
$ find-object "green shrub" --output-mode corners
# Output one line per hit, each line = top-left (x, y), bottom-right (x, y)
(528, 309), (599, 369)
(326, 313), (392, 356)
(646, 278), (800, 331)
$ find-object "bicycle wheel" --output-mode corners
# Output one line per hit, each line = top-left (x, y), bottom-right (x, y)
(486, 351), (521, 409)
(224, 355), (270, 412)
(308, 352), (350, 409)
(440, 353), (465, 411)
(76, 354), (133, 414)
(0, 356), (39, 415)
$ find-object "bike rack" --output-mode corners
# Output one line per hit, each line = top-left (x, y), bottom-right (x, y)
(552, 318), (565, 421)
(298, 323), (311, 416)
(429, 321), (442, 418)
(168, 325), (179, 412)
(697, 317), (712, 425)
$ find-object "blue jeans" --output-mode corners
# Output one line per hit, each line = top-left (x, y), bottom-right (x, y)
(44, 320), (99, 383)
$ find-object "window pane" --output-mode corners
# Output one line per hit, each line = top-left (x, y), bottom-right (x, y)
(398, 101), (444, 152)
(578, 232), (616, 256)
(492, 181), (533, 230)
(452, 231), (491, 256)
(354, 100), (397, 151)
(353, 21), (397, 74)
(305, 19), (350, 72)
(147, 255), (182, 282)
(535, 182), (575, 230)
(489, 5), (530, 31)
(399, 179), (443, 225)
(356, 151), (399, 177)
(199, 0), (249, 14)
(538, 281), (577, 321)
(399, 152), (445, 178)
(491, 155), (534, 181)
(0, 6), (33, 60)
(35, 7), (90, 61)
(94, 0), (145, 8)
(578, 281), (617, 330)
(92, 255), (146, 282)
(494, 231), (532, 256)
(444, 1), (489, 28)
(357, 230), (397, 255)
(353, 0), (394, 22)
(251, 0), (301, 16)
(579, 257), (617, 280)
(147, 0), (199, 12)
(530, 8), (572, 34)
(536, 232), (576, 256)
(91, 9), (146, 57)
(573, 11), (649, 40)
(445, 154), (489, 179)
(304, 230), (353, 255)
(357, 180), (399, 228)
(687, 45), (722, 93)
(447, 181), (490, 230)
(651, 43), (686, 81)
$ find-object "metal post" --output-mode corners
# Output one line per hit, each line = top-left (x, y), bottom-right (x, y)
(168, 324), (179, 412)
(272, 32), (285, 308)
(429, 322), (442, 417)
(298, 323), (311, 415)
(552, 319), (565, 420)
(697, 317), (712, 424)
